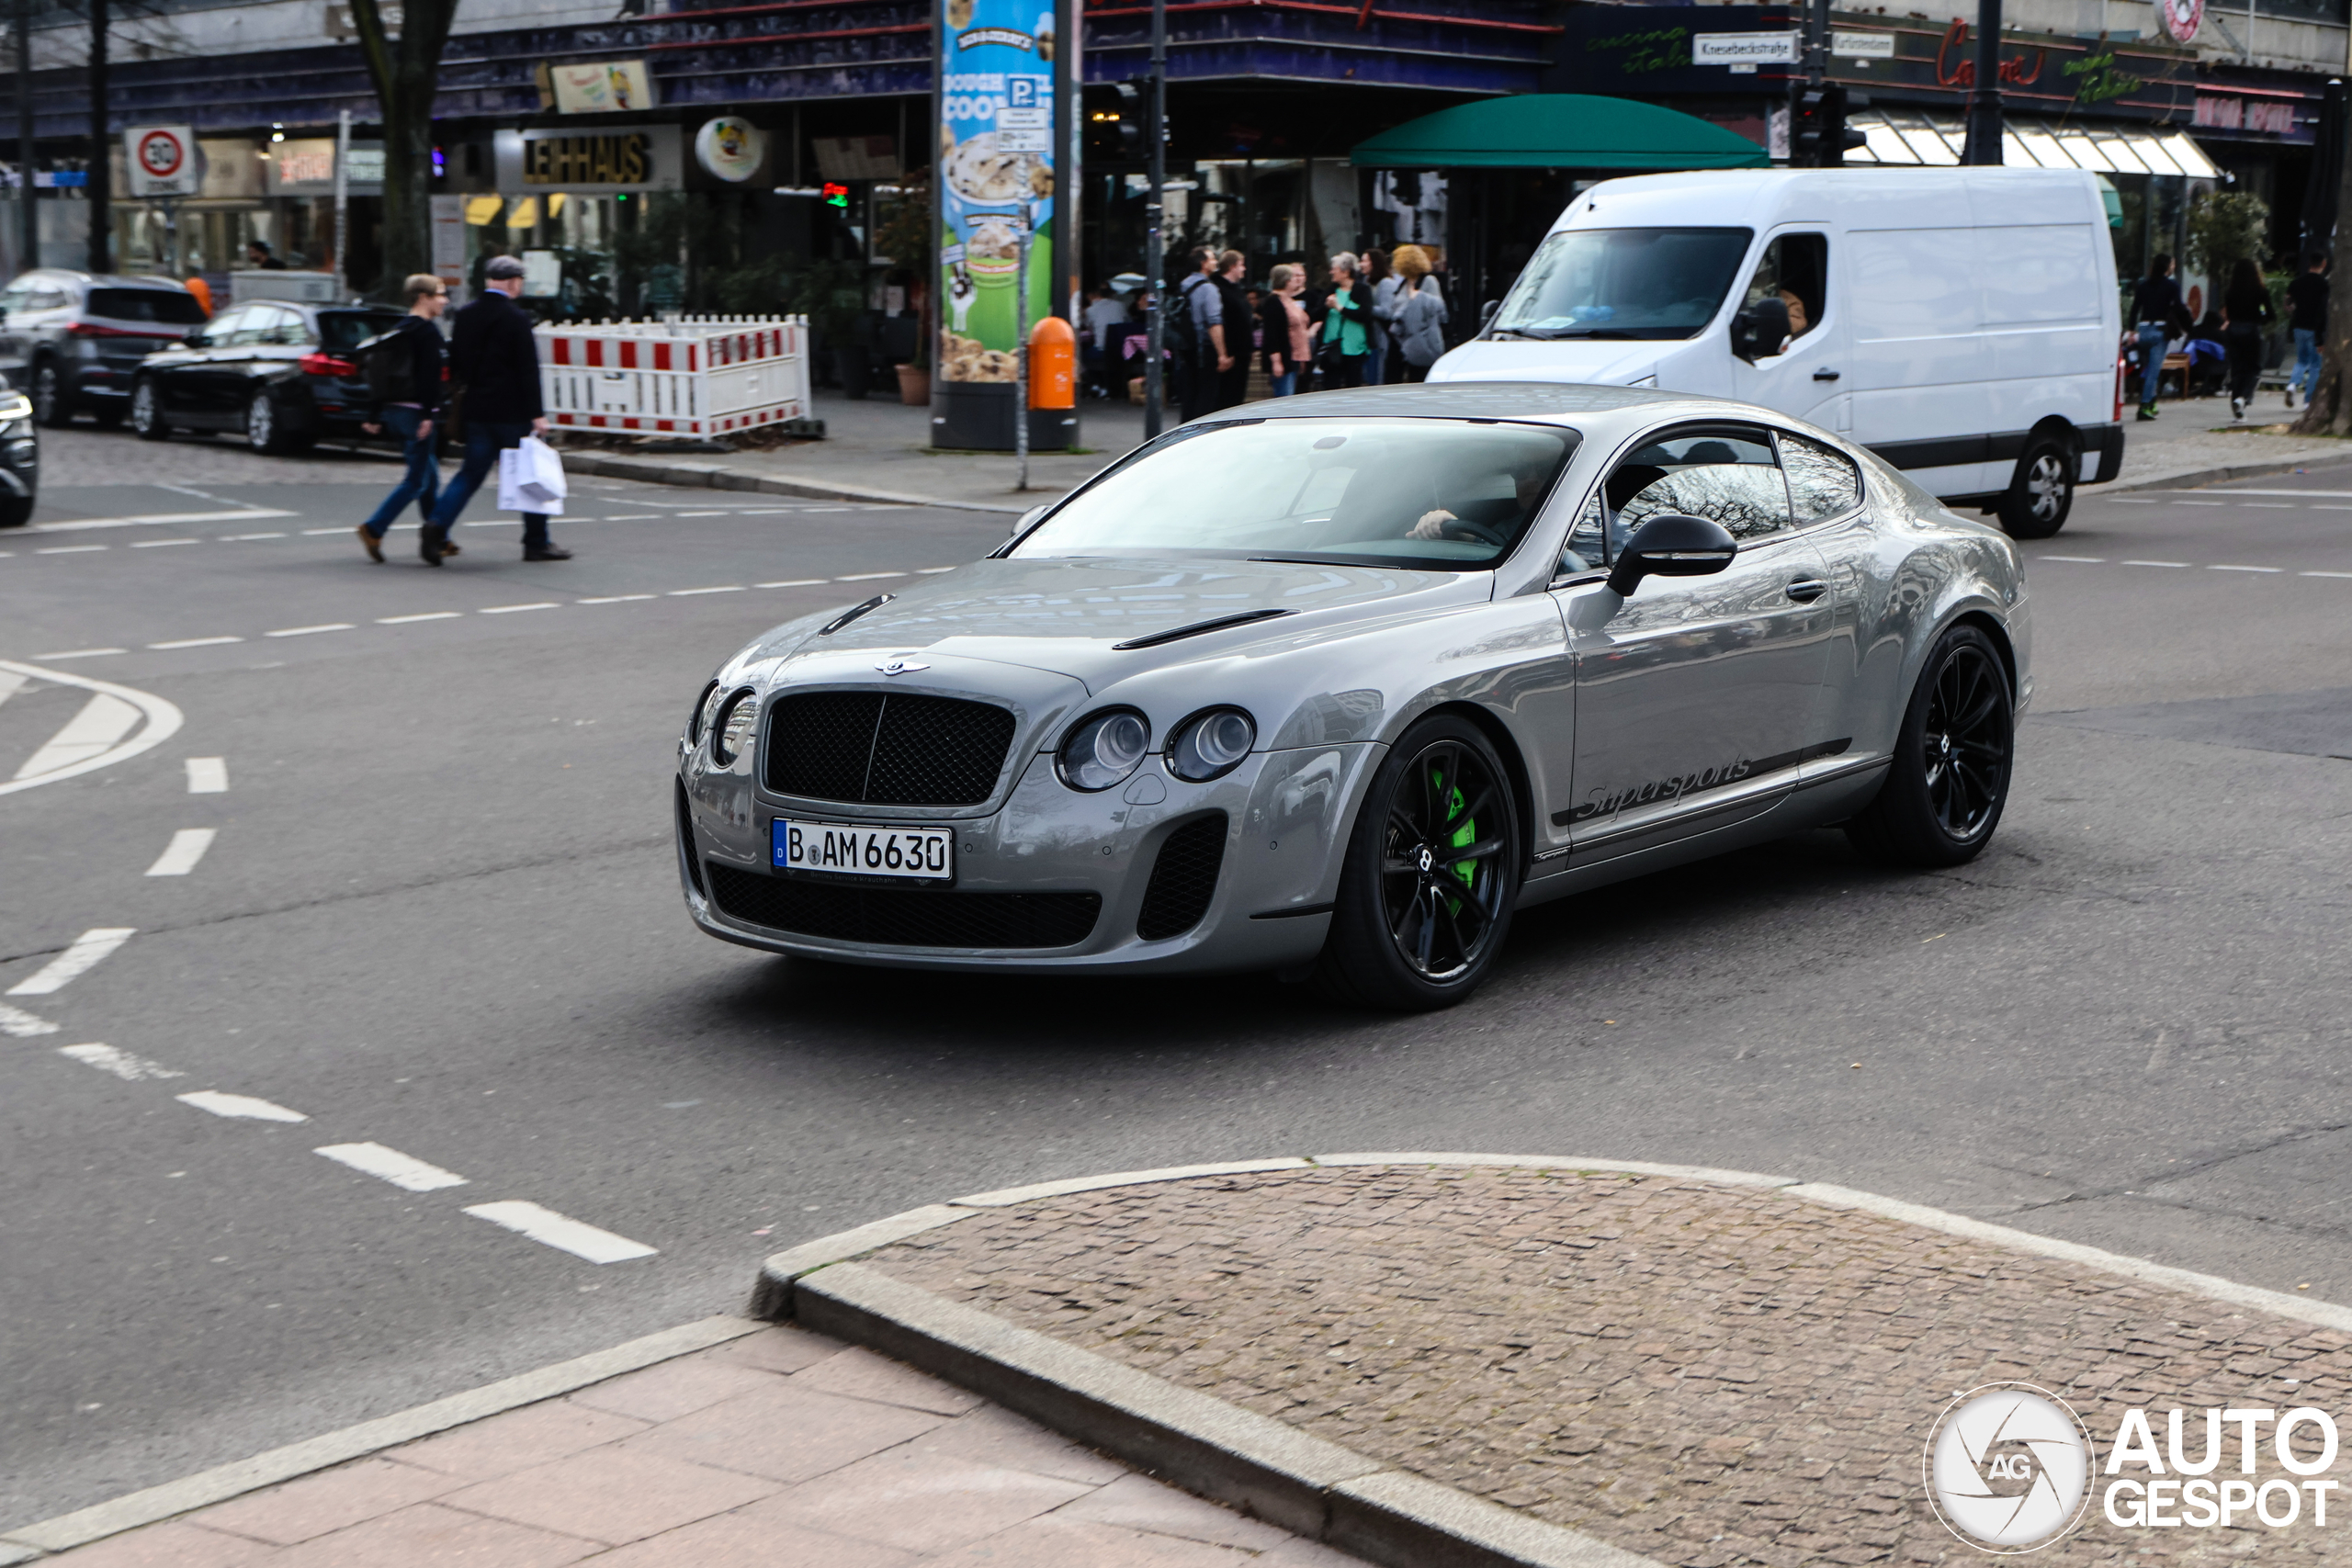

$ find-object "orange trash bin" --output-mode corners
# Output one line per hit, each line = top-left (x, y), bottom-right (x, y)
(1029, 316), (1075, 410)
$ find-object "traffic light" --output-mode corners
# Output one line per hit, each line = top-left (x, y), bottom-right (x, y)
(1114, 81), (1145, 161)
(1824, 84), (1868, 162)
(820, 182), (850, 208)
(1792, 83), (1868, 168)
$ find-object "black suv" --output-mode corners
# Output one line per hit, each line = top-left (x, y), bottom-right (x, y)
(0, 271), (209, 427)
(130, 300), (406, 455)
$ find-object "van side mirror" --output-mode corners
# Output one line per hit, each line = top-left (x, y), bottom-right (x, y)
(185, 329), (209, 347)
(1729, 297), (1790, 364)
(1607, 513), (1737, 596)
(1479, 299), (1500, 329)
(1010, 503), (1048, 538)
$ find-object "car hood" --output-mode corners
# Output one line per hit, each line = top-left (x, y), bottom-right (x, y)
(1429, 339), (1663, 387)
(762, 556), (1492, 694)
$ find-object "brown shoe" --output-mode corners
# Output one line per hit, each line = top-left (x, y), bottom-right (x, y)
(356, 525), (384, 564)
(441, 540), (461, 558)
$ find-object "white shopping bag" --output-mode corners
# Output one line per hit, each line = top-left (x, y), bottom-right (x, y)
(496, 435), (569, 515)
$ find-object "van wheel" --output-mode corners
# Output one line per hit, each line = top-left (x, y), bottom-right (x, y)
(1997, 435), (2074, 540)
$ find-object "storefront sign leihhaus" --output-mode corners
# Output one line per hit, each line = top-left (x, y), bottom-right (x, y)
(492, 125), (683, 193)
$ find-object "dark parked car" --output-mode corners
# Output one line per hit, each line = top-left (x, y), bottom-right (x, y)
(0, 271), (209, 427)
(0, 387), (37, 526)
(130, 299), (406, 455)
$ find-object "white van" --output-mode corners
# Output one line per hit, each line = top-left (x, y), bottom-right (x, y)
(1427, 167), (2123, 539)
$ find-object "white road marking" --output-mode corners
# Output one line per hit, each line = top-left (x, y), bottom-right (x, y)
(0, 663), (180, 796)
(15, 694), (142, 779)
(177, 1089), (309, 1123)
(2301, 570), (2352, 579)
(578, 593), (654, 604)
(463, 1201), (656, 1264)
(60, 1043), (183, 1081)
(603, 513), (661, 521)
(668, 585), (743, 595)
(30, 649), (126, 660)
(2037, 556), (2103, 563)
(2108, 499), (2156, 504)
(300, 527), (348, 536)
(2176, 501), (2225, 507)
(2314, 504), (2352, 512)
(739, 509), (789, 515)
(916, 566), (957, 574)
(37, 545), (108, 555)
(150, 636), (243, 649)
(2241, 503), (2294, 509)
(0, 1001), (61, 1037)
(222, 533), (288, 542)
(2188, 488), (2352, 497)
(316, 1142), (469, 1191)
(7, 928), (137, 996)
(264, 623), (356, 637)
(675, 510), (729, 517)
(481, 602), (560, 614)
(2121, 559), (2189, 568)
(32, 508), (294, 533)
(836, 571), (905, 581)
(130, 538), (198, 548)
(378, 611), (460, 624)
(803, 506), (852, 513)
(754, 579), (825, 588)
(2209, 564), (2284, 573)
(186, 757), (228, 794)
(0, 670), (22, 706)
(146, 828), (217, 876)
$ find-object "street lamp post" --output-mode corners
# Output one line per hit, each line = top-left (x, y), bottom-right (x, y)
(15, 0), (34, 271)
(1141, 0), (1166, 439)
(1962, 0), (2005, 164)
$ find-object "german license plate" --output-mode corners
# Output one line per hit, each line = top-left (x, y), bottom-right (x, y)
(773, 818), (954, 884)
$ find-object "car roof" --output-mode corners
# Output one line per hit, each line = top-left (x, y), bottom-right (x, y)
(1187, 381), (1688, 428)
(14, 271), (195, 292)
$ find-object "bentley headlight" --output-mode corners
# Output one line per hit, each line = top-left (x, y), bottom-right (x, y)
(710, 690), (757, 767)
(1058, 709), (1149, 792)
(0, 393), (29, 424)
(688, 680), (720, 744)
(1167, 708), (1255, 783)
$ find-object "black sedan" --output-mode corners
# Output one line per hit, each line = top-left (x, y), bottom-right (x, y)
(130, 300), (407, 455)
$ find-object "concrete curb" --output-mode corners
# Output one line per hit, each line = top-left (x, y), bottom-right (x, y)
(2107, 447), (2350, 494)
(0, 1314), (762, 1559)
(556, 448), (1035, 513)
(752, 1150), (2352, 1568)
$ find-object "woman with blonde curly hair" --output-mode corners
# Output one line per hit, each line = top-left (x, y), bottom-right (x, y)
(1389, 244), (1450, 382)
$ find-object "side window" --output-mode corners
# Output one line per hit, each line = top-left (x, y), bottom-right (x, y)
(264, 307), (314, 345)
(224, 309), (275, 347)
(28, 288), (72, 311)
(1739, 233), (1829, 355)
(201, 306), (252, 344)
(0, 287), (30, 315)
(1779, 432), (1862, 525)
(1605, 427), (1792, 547)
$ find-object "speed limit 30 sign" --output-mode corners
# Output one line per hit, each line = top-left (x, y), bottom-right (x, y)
(124, 125), (201, 197)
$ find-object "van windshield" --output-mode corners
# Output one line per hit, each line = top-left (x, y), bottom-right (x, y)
(1487, 227), (1753, 341)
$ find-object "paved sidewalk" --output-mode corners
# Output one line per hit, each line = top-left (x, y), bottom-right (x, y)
(41, 1328), (1363, 1568)
(2113, 384), (2351, 490)
(858, 1163), (2351, 1567)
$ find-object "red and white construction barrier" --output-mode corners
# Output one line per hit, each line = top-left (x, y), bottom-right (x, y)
(537, 316), (811, 438)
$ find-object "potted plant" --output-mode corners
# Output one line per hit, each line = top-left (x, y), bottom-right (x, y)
(872, 182), (933, 405)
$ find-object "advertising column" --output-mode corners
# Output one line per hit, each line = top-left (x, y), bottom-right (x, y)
(933, 0), (1073, 450)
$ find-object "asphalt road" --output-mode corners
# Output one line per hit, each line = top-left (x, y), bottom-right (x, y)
(3, 427), (2349, 1528)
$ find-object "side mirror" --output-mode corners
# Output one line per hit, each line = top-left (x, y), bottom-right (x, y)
(1010, 502), (1048, 538)
(184, 330), (209, 348)
(1479, 299), (1501, 328)
(1729, 297), (1790, 364)
(1607, 513), (1737, 597)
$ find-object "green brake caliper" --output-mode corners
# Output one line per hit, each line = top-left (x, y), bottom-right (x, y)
(1433, 768), (1476, 905)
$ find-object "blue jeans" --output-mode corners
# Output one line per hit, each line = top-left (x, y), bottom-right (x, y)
(2291, 327), (2322, 396)
(361, 406), (440, 537)
(427, 419), (548, 547)
(1364, 341), (1387, 387)
(1267, 367), (1297, 397)
(2136, 323), (2169, 406)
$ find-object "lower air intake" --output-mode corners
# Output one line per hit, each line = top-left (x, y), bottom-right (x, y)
(707, 863), (1100, 950)
(1136, 813), (1228, 941)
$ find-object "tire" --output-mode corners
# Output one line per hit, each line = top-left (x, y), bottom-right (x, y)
(1845, 624), (2014, 868)
(0, 491), (30, 528)
(1996, 434), (2074, 540)
(1316, 714), (1521, 1011)
(130, 379), (171, 441)
(244, 388), (294, 456)
(30, 362), (71, 428)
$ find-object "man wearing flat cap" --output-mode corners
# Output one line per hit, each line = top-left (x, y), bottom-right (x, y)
(423, 254), (570, 563)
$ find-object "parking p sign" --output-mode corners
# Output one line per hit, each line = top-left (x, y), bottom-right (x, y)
(125, 125), (201, 197)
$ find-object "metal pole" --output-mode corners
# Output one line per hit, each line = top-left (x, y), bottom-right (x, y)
(1014, 212), (1031, 491)
(1807, 0), (1828, 85)
(1963, 0), (2004, 165)
(1141, 0), (1166, 438)
(15, 0), (35, 271)
(333, 108), (351, 298)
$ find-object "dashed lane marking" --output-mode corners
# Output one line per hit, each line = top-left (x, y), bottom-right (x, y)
(176, 1089), (309, 1123)
(264, 623), (356, 637)
(2121, 559), (2190, 568)
(481, 603), (560, 615)
(150, 636), (243, 650)
(129, 538), (198, 548)
(146, 828), (216, 876)
(2039, 555), (2104, 563)
(59, 1043), (184, 1081)
(463, 1200), (656, 1264)
(36, 545), (107, 555)
(221, 533), (288, 542)
(6, 928), (137, 997)
(754, 580), (825, 588)
(0, 1001), (61, 1037)
(668, 586), (743, 596)
(578, 593), (655, 604)
(29, 649), (128, 660)
(835, 570), (906, 581)
(378, 612), (459, 624)
(186, 757), (228, 794)
(31, 508), (295, 533)
(316, 1142), (469, 1192)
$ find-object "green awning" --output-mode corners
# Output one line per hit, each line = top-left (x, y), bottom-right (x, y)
(1351, 95), (1771, 172)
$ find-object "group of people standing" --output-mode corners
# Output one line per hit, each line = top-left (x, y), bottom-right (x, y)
(2129, 249), (2329, 423)
(1159, 243), (1453, 422)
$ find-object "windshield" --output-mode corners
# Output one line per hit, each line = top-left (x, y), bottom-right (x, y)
(87, 288), (208, 325)
(1488, 227), (1754, 341)
(1011, 418), (1579, 570)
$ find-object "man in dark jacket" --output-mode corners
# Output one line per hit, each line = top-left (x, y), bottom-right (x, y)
(423, 255), (567, 563)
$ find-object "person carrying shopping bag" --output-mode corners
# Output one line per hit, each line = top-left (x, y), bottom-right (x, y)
(355, 274), (450, 564)
(422, 255), (570, 564)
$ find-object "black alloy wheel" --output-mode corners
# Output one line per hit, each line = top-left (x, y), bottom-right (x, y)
(1996, 434), (2074, 540)
(130, 379), (171, 442)
(1318, 714), (1521, 1010)
(30, 362), (70, 428)
(1846, 624), (2013, 867)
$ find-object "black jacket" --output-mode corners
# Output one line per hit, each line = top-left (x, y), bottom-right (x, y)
(448, 289), (544, 424)
(369, 314), (445, 422)
(2288, 271), (2330, 333)
(2131, 275), (2190, 335)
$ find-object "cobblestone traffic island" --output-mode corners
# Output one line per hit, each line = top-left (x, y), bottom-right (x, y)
(857, 1164), (2350, 1567)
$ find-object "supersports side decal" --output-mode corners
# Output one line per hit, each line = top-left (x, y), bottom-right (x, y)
(1552, 739), (1851, 828)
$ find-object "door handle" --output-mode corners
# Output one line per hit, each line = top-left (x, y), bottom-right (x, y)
(1785, 578), (1829, 603)
(1812, 367), (1840, 382)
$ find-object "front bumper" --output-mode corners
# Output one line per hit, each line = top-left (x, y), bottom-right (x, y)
(678, 741), (1383, 976)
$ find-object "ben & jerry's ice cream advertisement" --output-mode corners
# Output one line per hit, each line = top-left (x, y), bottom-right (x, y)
(937, 0), (1056, 382)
